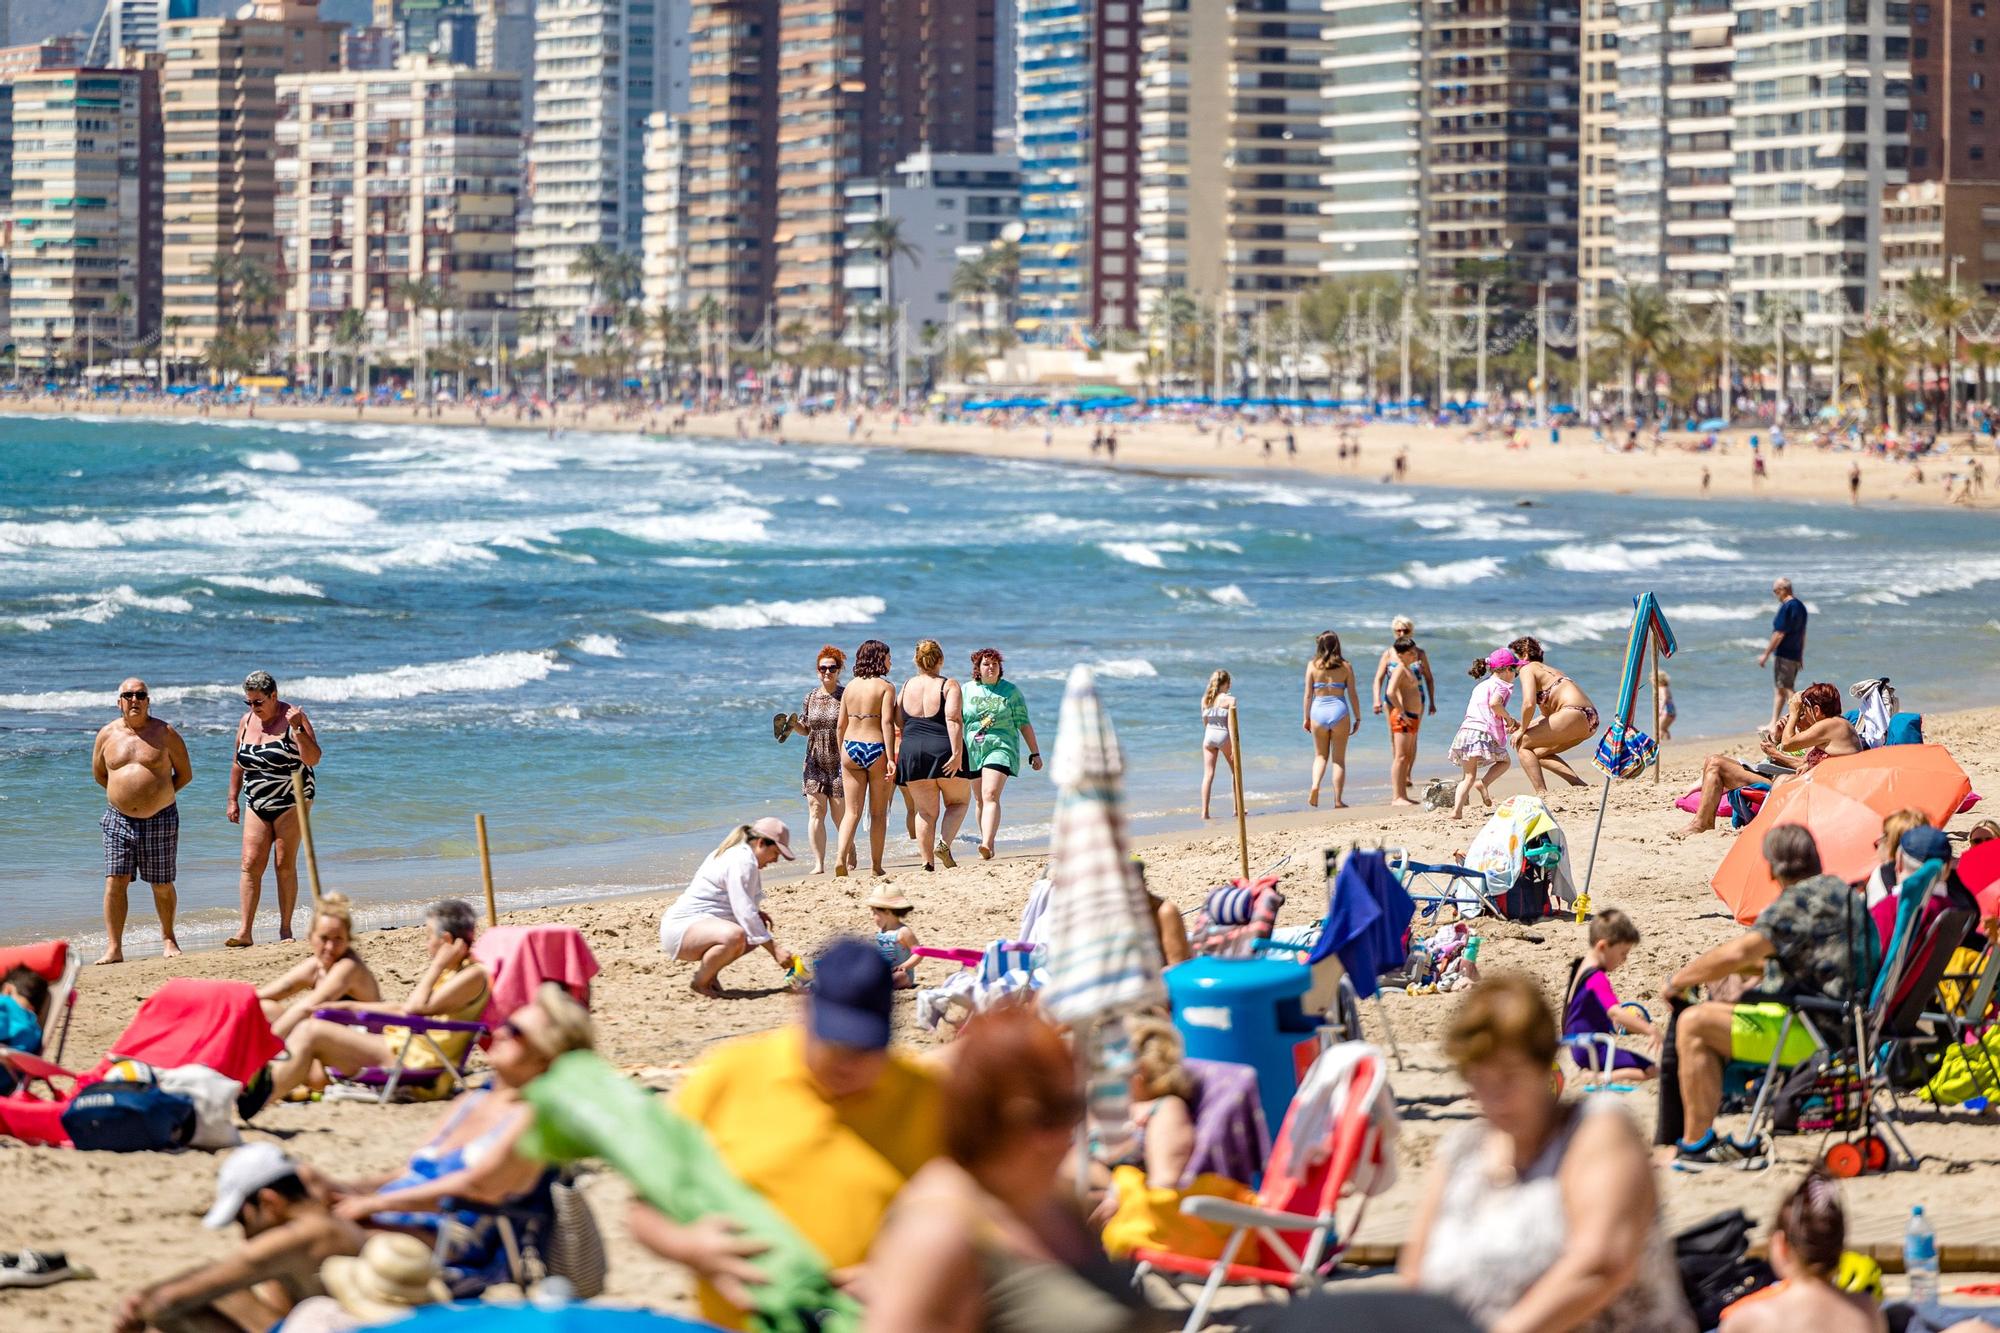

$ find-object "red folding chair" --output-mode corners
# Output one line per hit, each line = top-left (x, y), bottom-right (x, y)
(1132, 1046), (1390, 1331)
(0, 939), (81, 1068)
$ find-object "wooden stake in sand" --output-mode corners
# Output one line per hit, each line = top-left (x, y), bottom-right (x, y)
(290, 769), (323, 913)
(1228, 704), (1250, 881)
(476, 813), (497, 927)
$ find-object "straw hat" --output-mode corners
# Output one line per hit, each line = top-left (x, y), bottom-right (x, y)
(864, 890), (913, 913)
(321, 1234), (449, 1321)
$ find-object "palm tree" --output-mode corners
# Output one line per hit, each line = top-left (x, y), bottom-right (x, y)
(1904, 271), (1972, 428)
(1145, 287), (1203, 393)
(1610, 286), (1676, 418)
(568, 245), (642, 364)
(390, 277), (444, 400)
(693, 295), (725, 402)
(860, 217), (921, 391)
(331, 309), (369, 393)
(1851, 324), (1909, 429)
(950, 259), (993, 346)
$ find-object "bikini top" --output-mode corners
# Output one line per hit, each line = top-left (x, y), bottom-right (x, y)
(1202, 704), (1229, 727)
(1534, 672), (1572, 708)
(1311, 679), (1346, 693)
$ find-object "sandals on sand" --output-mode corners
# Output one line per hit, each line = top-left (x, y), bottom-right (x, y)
(0, 1250), (81, 1289)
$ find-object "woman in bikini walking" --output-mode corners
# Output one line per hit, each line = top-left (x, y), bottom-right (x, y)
(1302, 630), (1360, 808)
(835, 639), (899, 878)
(1509, 636), (1598, 796)
(226, 670), (322, 947)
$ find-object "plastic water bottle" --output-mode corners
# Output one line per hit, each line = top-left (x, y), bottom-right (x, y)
(1905, 1205), (1939, 1305)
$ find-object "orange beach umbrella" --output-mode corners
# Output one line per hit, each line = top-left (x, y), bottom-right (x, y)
(1712, 782), (1884, 925)
(1800, 745), (1971, 827)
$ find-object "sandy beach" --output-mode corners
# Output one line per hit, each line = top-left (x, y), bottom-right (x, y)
(7, 705), (2000, 1328)
(6, 395), (1996, 511)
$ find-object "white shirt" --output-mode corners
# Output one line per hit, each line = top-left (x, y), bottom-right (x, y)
(660, 843), (770, 948)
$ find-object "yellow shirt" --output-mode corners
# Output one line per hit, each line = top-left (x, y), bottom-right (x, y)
(673, 1026), (944, 1330)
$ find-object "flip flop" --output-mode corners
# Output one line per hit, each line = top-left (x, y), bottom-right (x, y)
(772, 713), (792, 742)
(0, 1250), (76, 1289)
(935, 843), (957, 869)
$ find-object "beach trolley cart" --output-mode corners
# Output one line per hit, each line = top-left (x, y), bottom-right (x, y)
(1170, 955), (1320, 1142)
(1132, 1044), (1394, 1332)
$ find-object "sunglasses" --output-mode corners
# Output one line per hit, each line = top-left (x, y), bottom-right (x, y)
(244, 696), (268, 708)
(817, 664), (840, 673)
(119, 690), (149, 701)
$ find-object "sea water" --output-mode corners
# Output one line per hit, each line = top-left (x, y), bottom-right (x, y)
(2, 413), (1995, 949)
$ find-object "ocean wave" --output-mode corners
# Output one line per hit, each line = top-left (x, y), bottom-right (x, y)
(0, 517), (125, 549)
(1206, 585), (1254, 607)
(1854, 556), (2000, 605)
(814, 495), (842, 508)
(646, 595), (888, 631)
(7, 585), (200, 630)
(573, 634), (624, 657)
(204, 575), (325, 598)
(244, 449), (302, 472)
(1092, 658), (1159, 679)
(612, 504), (772, 546)
(1100, 541), (1187, 568)
(1507, 608), (1636, 644)
(324, 540), (499, 574)
(287, 650), (565, 702)
(1377, 555), (1505, 590)
(656, 556), (738, 568)
(115, 491), (381, 546)
(1542, 539), (1741, 573)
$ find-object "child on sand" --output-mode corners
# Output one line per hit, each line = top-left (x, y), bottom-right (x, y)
(1658, 671), (1676, 740)
(868, 891), (921, 989)
(0, 965), (48, 1093)
(1385, 638), (1424, 806)
(1446, 649), (1521, 819)
(1561, 909), (1660, 1079)
(1717, 1169), (1882, 1333)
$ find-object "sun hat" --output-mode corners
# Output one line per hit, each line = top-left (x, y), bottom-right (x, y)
(864, 891), (914, 913)
(1485, 648), (1522, 671)
(750, 816), (796, 860)
(806, 938), (894, 1051)
(1899, 825), (1952, 866)
(321, 1234), (449, 1321)
(203, 1142), (300, 1229)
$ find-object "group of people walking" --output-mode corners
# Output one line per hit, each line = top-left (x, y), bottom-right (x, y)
(90, 670), (322, 963)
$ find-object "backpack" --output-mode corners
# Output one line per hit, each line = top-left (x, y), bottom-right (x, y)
(1674, 1210), (1775, 1329)
(61, 1082), (197, 1152)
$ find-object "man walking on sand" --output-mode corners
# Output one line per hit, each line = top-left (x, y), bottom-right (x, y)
(1385, 638), (1424, 806)
(1757, 579), (1807, 735)
(91, 678), (192, 963)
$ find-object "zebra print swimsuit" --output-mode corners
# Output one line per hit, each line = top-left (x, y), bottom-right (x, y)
(237, 723), (314, 820)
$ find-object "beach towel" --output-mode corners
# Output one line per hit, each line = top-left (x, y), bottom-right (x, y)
(1306, 851), (1415, 999)
(1280, 1042), (1398, 1194)
(1465, 796), (1577, 911)
(1850, 679), (1899, 749)
(1182, 1058), (1271, 1188)
(472, 924), (600, 1030)
(107, 980), (281, 1087)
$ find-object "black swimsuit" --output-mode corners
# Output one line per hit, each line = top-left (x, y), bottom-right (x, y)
(894, 678), (960, 785)
(238, 719), (314, 820)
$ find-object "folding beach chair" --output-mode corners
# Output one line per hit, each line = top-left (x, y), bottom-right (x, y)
(315, 1008), (487, 1103)
(1390, 853), (1500, 923)
(0, 940), (80, 1069)
(435, 1166), (605, 1299)
(1131, 1043), (1393, 1332)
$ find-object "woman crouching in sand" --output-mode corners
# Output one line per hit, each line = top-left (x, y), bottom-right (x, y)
(659, 819), (801, 997)
(1303, 630), (1360, 808)
(1510, 636), (1598, 795)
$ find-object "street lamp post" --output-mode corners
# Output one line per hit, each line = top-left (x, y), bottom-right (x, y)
(1474, 281), (1491, 408)
(1535, 281), (1549, 426)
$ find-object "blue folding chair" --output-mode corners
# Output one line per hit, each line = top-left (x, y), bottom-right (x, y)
(1390, 851), (1499, 922)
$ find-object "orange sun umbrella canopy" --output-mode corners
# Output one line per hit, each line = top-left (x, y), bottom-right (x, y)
(1709, 745), (1972, 926)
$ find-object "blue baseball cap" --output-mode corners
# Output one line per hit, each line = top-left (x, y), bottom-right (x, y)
(1899, 825), (1952, 866)
(807, 938), (894, 1051)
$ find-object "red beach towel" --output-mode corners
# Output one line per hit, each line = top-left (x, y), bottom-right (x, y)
(473, 924), (599, 1029)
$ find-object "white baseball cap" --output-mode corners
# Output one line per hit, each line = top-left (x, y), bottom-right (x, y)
(203, 1142), (300, 1228)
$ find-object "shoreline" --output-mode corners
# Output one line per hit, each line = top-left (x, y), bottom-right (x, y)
(4, 397), (1995, 513)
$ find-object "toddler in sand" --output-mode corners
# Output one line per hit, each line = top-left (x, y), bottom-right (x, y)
(867, 891), (921, 989)
(1446, 649), (1522, 819)
(1561, 908), (1660, 1079)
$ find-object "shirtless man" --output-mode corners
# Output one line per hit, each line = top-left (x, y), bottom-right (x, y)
(91, 678), (192, 963)
(1384, 638), (1425, 806)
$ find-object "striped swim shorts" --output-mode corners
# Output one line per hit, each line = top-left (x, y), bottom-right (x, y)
(102, 803), (179, 883)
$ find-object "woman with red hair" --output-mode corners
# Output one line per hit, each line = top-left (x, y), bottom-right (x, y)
(962, 648), (1042, 860)
(798, 645), (852, 875)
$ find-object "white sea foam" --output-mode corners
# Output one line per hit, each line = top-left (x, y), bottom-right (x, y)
(244, 449), (302, 472)
(1541, 539), (1741, 573)
(1854, 556), (2000, 604)
(1509, 608), (1637, 644)
(18, 585), (199, 627)
(1377, 555), (1505, 590)
(286, 650), (565, 702)
(205, 575), (326, 598)
(814, 495), (842, 508)
(1092, 658), (1160, 679)
(655, 556), (738, 569)
(0, 518), (125, 549)
(646, 595), (888, 631)
(613, 504), (772, 545)
(324, 540), (499, 574)
(1100, 541), (1188, 568)
(574, 634), (624, 657)
(1206, 585), (1254, 607)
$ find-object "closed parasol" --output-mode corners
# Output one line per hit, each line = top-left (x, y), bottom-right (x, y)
(1711, 782), (1888, 925)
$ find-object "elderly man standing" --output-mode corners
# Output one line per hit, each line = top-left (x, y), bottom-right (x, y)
(1661, 824), (1878, 1169)
(91, 678), (193, 964)
(1757, 578), (1808, 735)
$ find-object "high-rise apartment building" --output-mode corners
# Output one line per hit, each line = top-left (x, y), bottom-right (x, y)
(519, 0), (671, 340)
(1611, 0), (1733, 305)
(1885, 0), (2000, 299)
(473, 0), (533, 106)
(5, 65), (162, 370)
(275, 56), (521, 371)
(1317, 0), (1425, 285)
(640, 111), (689, 315)
(158, 0), (344, 364)
(0, 36), (90, 77)
(86, 0), (201, 64)
(1730, 0), (1908, 328)
(683, 0), (779, 338)
(1578, 0), (1618, 309)
(1015, 0), (1142, 340)
(1139, 0), (1332, 318)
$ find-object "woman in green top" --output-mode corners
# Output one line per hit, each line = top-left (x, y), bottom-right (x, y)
(963, 648), (1042, 860)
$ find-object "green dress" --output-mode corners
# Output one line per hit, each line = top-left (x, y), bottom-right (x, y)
(963, 678), (1031, 775)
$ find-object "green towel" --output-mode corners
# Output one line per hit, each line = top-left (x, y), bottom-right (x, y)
(520, 1050), (861, 1333)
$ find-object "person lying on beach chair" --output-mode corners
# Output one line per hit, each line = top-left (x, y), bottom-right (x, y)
(255, 894), (381, 1040)
(114, 985), (592, 1333)
(263, 899), (489, 1104)
(1678, 684), (1861, 835)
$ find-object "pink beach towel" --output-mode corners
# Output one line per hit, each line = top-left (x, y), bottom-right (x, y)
(473, 924), (600, 1029)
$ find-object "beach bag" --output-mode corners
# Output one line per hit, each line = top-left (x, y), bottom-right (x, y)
(155, 1065), (245, 1150)
(61, 1082), (196, 1152)
(1591, 720), (1657, 780)
(543, 1174), (608, 1298)
(1100, 1165), (1272, 1263)
(1919, 1026), (2000, 1105)
(1674, 1209), (1774, 1328)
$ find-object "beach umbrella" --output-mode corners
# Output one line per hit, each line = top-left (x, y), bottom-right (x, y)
(1710, 782), (1884, 924)
(1957, 840), (2000, 918)
(1580, 593), (1677, 901)
(1804, 746), (1971, 827)
(389, 1306), (723, 1331)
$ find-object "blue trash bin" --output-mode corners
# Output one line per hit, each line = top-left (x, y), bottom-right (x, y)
(1169, 955), (1320, 1139)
